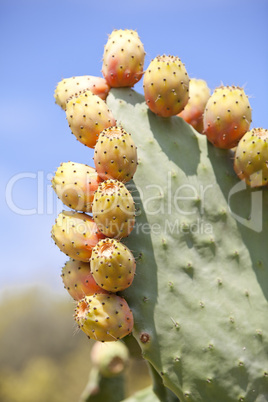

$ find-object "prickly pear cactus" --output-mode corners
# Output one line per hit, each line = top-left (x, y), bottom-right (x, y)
(106, 88), (268, 402)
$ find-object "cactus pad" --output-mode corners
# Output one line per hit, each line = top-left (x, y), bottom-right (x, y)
(106, 88), (268, 402)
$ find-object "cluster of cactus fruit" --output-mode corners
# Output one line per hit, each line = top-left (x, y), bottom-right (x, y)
(51, 128), (138, 340)
(51, 28), (268, 402)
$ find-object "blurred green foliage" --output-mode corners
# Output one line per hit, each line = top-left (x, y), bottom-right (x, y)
(0, 287), (151, 402)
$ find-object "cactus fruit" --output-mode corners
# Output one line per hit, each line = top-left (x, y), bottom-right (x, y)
(91, 238), (136, 292)
(234, 127), (268, 187)
(74, 293), (134, 342)
(65, 90), (116, 148)
(178, 78), (211, 133)
(51, 210), (105, 262)
(61, 259), (108, 301)
(94, 126), (138, 182)
(51, 162), (102, 212)
(54, 75), (110, 110)
(90, 341), (129, 377)
(92, 179), (135, 238)
(143, 55), (190, 117)
(203, 85), (252, 149)
(102, 29), (145, 88)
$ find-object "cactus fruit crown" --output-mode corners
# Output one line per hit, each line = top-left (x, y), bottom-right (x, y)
(249, 127), (268, 139)
(154, 54), (184, 64)
(96, 179), (122, 195)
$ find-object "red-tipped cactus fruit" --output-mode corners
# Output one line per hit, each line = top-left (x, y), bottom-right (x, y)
(74, 293), (134, 342)
(178, 78), (211, 133)
(102, 29), (145, 88)
(61, 259), (108, 301)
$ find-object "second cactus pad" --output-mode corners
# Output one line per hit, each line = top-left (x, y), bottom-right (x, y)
(107, 88), (268, 402)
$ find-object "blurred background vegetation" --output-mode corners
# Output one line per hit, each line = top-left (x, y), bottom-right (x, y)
(0, 287), (151, 402)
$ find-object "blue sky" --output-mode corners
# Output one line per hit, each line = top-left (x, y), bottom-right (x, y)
(1, 0), (268, 295)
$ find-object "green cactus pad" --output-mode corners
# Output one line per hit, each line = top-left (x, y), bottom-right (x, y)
(107, 88), (268, 402)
